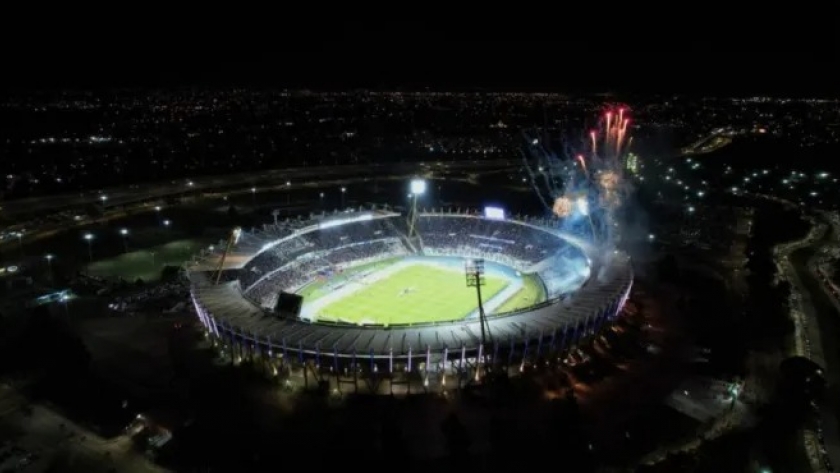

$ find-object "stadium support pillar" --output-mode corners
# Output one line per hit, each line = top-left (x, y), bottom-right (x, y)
(441, 346), (449, 393)
(365, 348), (380, 394)
(475, 344), (484, 382)
(237, 333), (245, 362)
(351, 349), (359, 392)
(507, 338), (515, 368)
(459, 345), (466, 390)
(422, 345), (431, 393)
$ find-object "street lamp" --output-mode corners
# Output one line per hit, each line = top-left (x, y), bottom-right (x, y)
(340, 186), (347, 208)
(251, 187), (256, 206)
(407, 179), (426, 238)
(83, 233), (94, 262)
(45, 254), (54, 280)
(163, 220), (171, 227)
(286, 181), (291, 204)
(120, 228), (129, 253)
(14, 230), (24, 257)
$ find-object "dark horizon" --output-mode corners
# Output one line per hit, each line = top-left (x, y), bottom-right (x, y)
(5, 35), (840, 97)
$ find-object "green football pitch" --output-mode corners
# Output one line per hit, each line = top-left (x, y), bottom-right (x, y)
(314, 264), (510, 325)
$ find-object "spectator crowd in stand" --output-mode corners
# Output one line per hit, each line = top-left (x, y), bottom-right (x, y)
(416, 215), (566, 266)
(246, 239), (408, 308)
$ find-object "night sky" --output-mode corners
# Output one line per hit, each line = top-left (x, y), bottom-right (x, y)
(4, 23), (839, 96)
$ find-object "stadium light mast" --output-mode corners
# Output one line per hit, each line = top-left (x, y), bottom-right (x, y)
(214, 227), (242, 285)
(465, 258), (492, 370)
(407, 179), (426, 239)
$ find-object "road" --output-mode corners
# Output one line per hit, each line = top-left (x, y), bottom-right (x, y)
(784, 214), (840, 471)
(0, 160), (518, 219)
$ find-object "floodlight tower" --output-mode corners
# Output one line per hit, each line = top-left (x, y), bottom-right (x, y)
(465, 258), (492, 369)
(214, 227), (242, 285)
(407, 179), (426, 239)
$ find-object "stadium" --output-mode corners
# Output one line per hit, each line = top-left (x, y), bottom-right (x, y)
(187, 200), (633, 393)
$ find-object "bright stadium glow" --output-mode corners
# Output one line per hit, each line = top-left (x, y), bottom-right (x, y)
(410, 179), (427, 195)
(186, 208), (634, 392)
(484, 206), (505, 220)
(576, 197), (589, 215)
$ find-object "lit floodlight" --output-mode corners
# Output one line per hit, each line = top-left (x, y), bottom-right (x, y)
(484, 206), (505, 220)
(410, 179), (427, 195)
(576, 197), (589, 215)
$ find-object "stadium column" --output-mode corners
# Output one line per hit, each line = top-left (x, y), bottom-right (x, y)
(442, 346), (449, 392)
(424, 345), (431, 392)
(459, 345), (466, 390)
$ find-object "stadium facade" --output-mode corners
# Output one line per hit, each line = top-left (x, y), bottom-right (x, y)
(187, 208), (633, 392)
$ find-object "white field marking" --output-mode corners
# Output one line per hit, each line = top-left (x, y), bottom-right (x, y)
(469, 277), (523, 319)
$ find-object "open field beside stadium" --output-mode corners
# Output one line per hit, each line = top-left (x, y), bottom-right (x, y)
(86, 238), (207, 282)
(312, 262), (509, 325)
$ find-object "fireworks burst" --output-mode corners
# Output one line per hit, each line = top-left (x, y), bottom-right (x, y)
(522, 106), (633, 248)
(552, 196), (573, 217)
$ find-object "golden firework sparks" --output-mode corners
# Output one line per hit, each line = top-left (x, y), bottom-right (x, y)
(552, 196), (574, 217)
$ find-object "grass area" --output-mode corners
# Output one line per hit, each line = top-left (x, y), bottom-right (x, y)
(493, 273), (547, 314)
(297, 257), (401, 300)
(315, 263), (509, 325)
(86, 238), (208, 282)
